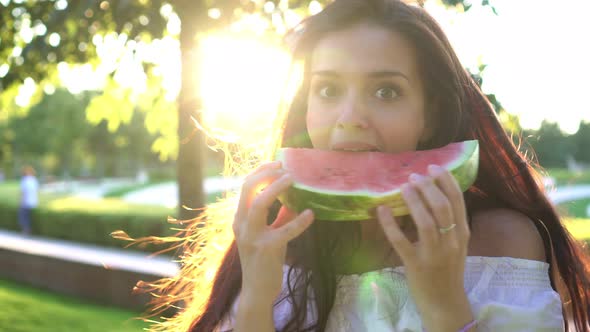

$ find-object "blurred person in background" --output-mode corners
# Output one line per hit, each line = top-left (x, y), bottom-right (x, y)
(19, 165), (39, 235)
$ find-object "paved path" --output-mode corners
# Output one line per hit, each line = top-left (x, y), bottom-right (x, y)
(41, 178), (138, 199)
(122, 177), (242, 207)
(0, 229), (178, 277)
(547, 185), (590, 205)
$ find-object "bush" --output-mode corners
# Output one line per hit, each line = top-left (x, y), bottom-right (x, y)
(0, 203), (19, 232)
(0, 195), (178, 253)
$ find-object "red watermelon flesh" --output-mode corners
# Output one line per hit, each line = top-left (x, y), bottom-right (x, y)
(276, 140), (479, 220)
(283, 142), (469, 193)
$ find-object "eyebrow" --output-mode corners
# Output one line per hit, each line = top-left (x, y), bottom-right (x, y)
(310, 70), (410, 82)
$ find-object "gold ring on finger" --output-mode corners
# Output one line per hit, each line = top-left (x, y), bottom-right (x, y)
(438, 223), (457, 234)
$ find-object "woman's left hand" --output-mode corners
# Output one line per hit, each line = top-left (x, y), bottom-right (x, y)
(377, 164), (472, 317)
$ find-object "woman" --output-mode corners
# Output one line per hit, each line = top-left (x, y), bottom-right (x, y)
(144, 0), (590, 331)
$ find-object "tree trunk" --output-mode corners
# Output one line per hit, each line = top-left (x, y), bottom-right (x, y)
(175, 1), (208, 220)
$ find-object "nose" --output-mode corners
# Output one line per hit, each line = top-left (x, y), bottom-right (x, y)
(336, 95), (369, 130)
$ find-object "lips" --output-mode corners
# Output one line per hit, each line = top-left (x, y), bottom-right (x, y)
(330, 142), (380, 152)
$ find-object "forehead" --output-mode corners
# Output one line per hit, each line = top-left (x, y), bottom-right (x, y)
(309, 23), (419, 77)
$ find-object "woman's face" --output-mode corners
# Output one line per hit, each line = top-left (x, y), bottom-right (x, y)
(306, 23), (432, 153)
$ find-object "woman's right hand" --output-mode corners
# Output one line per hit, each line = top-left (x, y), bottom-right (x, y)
(233, 161), (315, 305)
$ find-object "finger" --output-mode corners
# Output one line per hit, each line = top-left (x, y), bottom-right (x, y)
(409, 173), (456, 242)
(381, 204), (410, 217)
(248, 174), (294, 228)
(270, 205), (298, 229)
(401, 183), (439, 248)
(241, 161), (283, 187)
(273, 209), (314, 243)
(236, 168), (285, 222)
(246, 160), (282, 178)
(428, 165), (469, 240)
(377, 205), (414, 259)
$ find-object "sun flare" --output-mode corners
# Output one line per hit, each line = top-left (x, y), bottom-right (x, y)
(198, 34), (301, 147)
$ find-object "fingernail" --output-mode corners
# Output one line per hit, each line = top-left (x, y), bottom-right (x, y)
(281, 173), (292, 181)
(428, 164), (441, 174)
(409, 173), (420, 182)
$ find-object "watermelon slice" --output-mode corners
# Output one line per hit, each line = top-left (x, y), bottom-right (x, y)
(276, 140), (479, 221)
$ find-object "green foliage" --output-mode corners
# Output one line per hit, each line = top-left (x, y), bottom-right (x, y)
(0, 0), (168, 89)
(573, 121), (590, 164)
(467, 63), (525, 136)
(11, 89), (93, 171)
(0, 88), (166, 177)
(0, 181), (176, 252)
(546, 168), (590, 186)
(0, 181), (20, 207)
(469, 64), (505, 114)
(0, 0), (505, 216)
(86, 79), (135, 132)
(0, 84), (25, 122)
(0, 202), (176, 252)
(441, 0), (498, 14)
(559, 199), (590, 219)
(523, 121), (577, 168)
(514, 121), (590, 170)
(0, 279), (149, 332)
(1, 0), (326, 162)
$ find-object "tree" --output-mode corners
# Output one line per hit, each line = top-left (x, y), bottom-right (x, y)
(525, 121), (575, 168)
(1, 0), (491, 219)
(572, 121), (590, 164)
(2, 88), (160, 178)
(10, 89), (92, 175)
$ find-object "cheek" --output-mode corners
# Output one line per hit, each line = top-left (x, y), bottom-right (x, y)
(306, 107), (334, 147)
(375, 113), (426, 152)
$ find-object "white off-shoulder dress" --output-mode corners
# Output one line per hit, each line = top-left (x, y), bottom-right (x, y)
(218, 256), (564, 331)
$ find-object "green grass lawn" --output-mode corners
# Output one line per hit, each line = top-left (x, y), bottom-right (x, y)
(546, 168), (590, 186)
(1, 179), (221, 210)
(565, 218), (590, 241)
(558, 198), (590, 219)
(0, 279), (150, 332)
(0, 181), (67, 207)
(103, 181), (170, 198)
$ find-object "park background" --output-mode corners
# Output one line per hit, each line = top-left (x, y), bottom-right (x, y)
(1, 0), (590, 331)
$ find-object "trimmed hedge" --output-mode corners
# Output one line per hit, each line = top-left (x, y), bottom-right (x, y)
(0, 192), (177, 253)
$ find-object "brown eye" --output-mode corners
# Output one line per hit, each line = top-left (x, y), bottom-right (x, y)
(318, 84), (342, 98)
(375, 86), (399, 100)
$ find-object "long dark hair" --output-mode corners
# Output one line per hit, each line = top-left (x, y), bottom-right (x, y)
(147, 1), (590, 331)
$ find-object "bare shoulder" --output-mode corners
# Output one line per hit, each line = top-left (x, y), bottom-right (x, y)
(467, 208), (547, 262)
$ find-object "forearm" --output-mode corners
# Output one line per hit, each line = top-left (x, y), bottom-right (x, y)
(420, 293), (477, 332)
(233, 291), (275, 332)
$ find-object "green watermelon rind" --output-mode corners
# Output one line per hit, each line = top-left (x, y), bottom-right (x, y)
(276, 140), (479, 221)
